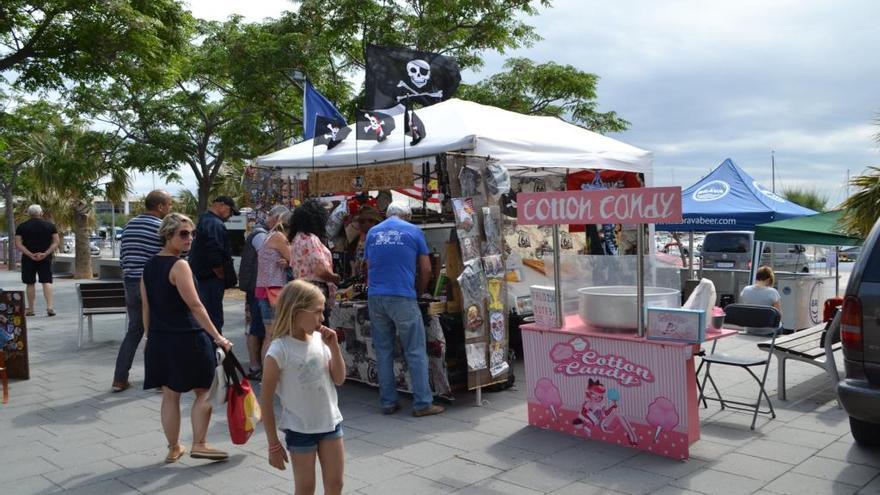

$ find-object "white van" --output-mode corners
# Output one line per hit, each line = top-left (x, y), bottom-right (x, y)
(700, 231), (810, 272)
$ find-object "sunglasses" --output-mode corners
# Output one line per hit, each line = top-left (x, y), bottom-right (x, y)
(176, 229), (195, 239)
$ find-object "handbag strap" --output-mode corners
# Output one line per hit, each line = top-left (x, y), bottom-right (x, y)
(223, 349), (247, 387)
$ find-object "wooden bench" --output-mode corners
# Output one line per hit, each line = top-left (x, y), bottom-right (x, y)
(76, 282), (127, 349)
(757, 320), (841, 400)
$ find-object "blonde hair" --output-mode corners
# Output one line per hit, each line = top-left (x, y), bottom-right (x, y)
(271, 279), (325, 339)
(756, 265), (775, 286)
(158, 212), (194, 245)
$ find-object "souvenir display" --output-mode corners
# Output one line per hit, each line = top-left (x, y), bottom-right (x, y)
(489, 342), (509, 377)
(452, 197), (478, 236)
(464, 303), (485, 338)
(465, 342), (487, 370)
(481, 206), (502, 255)
(482, 254), (504, 279)
(489, 311), (505, 342)
(460, 236), (481, 262)
(457, 259), (487, 302)
(459, 166), (482, 197)
(487, 279), (504, 311)
(484, 161), (511, 199)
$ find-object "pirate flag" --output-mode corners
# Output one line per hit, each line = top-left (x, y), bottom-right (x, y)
(356, 110), (396, 142)
(365, 45), (461, 109)
(313, 115), (351, 149)
(404, 105), (425, 146)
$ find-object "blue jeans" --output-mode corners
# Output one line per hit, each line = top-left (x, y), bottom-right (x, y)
(368, 295), (433, 410)
(246, 290), (265, 338)
(113, 277), (144, 382)
(196, 276), (225, 333)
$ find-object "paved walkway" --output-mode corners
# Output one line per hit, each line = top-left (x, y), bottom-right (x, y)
(2, 269), (880, 494)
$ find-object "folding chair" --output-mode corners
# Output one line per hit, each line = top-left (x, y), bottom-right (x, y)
(698, 304), (781, 430)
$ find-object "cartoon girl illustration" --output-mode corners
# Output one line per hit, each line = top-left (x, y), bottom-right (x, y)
(572, 379), (639, 446)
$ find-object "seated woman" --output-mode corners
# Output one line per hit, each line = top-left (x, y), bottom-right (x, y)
(739, 265), (782, 334)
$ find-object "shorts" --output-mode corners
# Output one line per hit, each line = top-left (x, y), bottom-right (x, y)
(283, 423), (343, 454)
(21, 257), (53, 284)
(257, 298), (275, 322)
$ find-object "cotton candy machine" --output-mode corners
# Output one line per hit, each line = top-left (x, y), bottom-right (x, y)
(578, 286), (681, 332)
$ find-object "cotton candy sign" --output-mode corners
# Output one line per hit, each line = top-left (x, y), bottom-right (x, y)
(517, 187), (682, 226)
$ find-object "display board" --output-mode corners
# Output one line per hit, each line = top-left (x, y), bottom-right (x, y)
(310, 163), (414, 195)
(0, 290), (29, 379)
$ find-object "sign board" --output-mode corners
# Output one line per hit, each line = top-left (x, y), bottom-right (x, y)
(310, 163), (413, 195)
(0, 290), (29, 379)
(646, 307), (706, 344)
(517, 187), (683, 226)
(530, 285), (559, 328)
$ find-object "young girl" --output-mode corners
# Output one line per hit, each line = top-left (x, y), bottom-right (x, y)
(260, 279), (346, 495)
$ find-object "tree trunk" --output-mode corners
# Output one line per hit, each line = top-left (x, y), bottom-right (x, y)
(197, 178), (210, 215)
(73, 202), (93, 279)
(5, 188), (15, 270)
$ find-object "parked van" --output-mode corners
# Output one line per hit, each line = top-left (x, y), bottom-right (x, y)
(700, 231), (810, 272)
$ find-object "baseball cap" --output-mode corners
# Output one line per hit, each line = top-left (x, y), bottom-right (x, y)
(213, 195), (240, 216)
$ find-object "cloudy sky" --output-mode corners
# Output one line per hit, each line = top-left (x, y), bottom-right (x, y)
(143, 0), (878, 207)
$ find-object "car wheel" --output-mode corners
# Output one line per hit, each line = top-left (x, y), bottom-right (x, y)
(849, 417), (880, 446)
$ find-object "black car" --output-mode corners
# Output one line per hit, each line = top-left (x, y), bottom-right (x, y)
(835, 216), (880, 444)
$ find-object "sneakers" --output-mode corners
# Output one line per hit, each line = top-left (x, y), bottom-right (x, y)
(47, 308), (56, 317)
(111, 380), (130, 393)
(412, 404), (445, 417)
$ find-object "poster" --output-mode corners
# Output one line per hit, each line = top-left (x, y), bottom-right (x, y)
(0, 290), (29, 379)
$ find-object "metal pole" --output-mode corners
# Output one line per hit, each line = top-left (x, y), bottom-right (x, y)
(552, 225), (563, 328)
(688, 231), (695, 279)
(637, 224), (646, 337)
(771, 150), (776, 193)
(110, 202), (116, 257)
(835, 246), (840, 296)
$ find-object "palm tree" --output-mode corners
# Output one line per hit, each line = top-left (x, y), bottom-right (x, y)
(840, 166), (880, 237)
(23, 123), (130, 278)
(782, 186), (828, 212)
(174, 189), (199, 218)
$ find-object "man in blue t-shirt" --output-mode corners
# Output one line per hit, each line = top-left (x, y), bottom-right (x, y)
(364, 201), (444, 417)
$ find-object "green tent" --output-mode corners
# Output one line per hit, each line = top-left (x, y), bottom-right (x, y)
(754, 210), (862, 246)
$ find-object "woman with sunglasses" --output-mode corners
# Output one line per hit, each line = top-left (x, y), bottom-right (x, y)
(141, 213), (233, 463)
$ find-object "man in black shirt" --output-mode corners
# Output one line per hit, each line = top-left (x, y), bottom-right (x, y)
(188, 196), (239, 333)
(14, 204), (60, 316)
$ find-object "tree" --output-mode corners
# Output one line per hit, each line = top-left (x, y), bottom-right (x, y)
(0, 98), (63, 268)
(458, 57), (629, 133)
(782, 186), (828, 213)
(0, 0), (190, 91)
(22, 120), (130, 278)
(840, 166), (880, 237)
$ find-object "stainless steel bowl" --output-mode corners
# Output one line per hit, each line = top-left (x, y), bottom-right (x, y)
(578, 285), (681, 332)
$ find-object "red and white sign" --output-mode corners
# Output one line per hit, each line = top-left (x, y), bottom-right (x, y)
(517, 186), (682, 226)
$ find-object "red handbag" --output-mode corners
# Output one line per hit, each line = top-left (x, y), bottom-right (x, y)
(266, 286), (283, 307)
(223, 351), (262, 444)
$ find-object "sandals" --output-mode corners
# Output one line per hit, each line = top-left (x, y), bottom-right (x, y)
(165, 445), (186, 463)
(190, 445), (228, 461)
(25, 310), (35, 317)
(47, 308), (56, 317)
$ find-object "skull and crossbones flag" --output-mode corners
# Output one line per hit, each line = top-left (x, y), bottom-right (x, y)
(356, 110), (396, 142)
(313, 115), (351, 149)
(365, 45), (461, 110)
(404, 103), (425, 146)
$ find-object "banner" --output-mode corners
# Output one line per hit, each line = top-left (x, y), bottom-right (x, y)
(517, 187), (683, 226)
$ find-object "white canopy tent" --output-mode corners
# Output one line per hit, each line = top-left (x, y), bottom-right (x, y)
(256, 99), (653, 184)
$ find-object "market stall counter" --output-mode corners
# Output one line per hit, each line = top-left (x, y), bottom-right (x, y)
(522, 315), (735, 459)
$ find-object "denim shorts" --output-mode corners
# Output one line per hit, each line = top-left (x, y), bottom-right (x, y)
(257, 298), (275, 322)
(283, 423), (343, 454)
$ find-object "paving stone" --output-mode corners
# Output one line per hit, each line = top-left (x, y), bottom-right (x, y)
(793, 456), (880, 487)
(346, 454), (417, 484)
(620, 452), (708, 479)
(763, 424), (842, 449)
(763, 471), (858, 494)
(0, 456), (59, 482)
(356, 424), (436, 448)
(431, 429), (505, 452)
(586, 465), (674, 495)
(672, 468), (766, 495)
(735, 439), (818, 465)
(697, 424), (759, 447)
(343, 438), (393, 460)
(41, 442), (122, 469)
(49, 478), (139, 495)
(7, 474), (61, 495)
(857, 474), (880, 494)
(384, 441), (465, 467)
(358, 473), (457, 494)
(452, 477), (542, 494)
(711, 452), (793, 481)
(415, 457), (502, 488)
(819, 442), (880, 468)
(688, 439), (737, 461)
(550, 480), (627, 494)
(193, 465), (289, 493)
(456, 444), (542, 471)
(495, 461), (585, 493)
(472, 415), (531, 438)
(500, 427), (582, 456)
(42, 459), (130, 490)
(104, 430), (170, 454)
(649, 486), (706, 495)
(537, 443), (630, 473)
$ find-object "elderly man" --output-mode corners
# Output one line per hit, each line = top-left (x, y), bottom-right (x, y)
(14, 204), (60, 317)
(364, 201), (444, 417)
(189, 196), (239, 333)
(238, 204), (289, 379)
(111, 190), (172, 392)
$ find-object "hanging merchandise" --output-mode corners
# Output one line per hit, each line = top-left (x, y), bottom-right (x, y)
(458, 166), (482, 197)
(489, 342), (509, 377)
(452, 197), (479, 236)
(482, 254), (504, 279)
(484, 161), (511, 200)
(464, 302), (485, 338)
(460, 236), (481, 262)
(457, 259), (486, 302)
(465, 342), (488, 370)
(482, 206), (502, 255)
(489, 311), (505, 342)
(326, 201), (348, 238)
(487, 279), (504, 311)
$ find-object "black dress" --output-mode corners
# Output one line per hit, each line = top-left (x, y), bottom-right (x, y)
(143, 255), (216, 392)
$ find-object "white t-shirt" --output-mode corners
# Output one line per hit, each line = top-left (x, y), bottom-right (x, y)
(739, 284), (781, 332)
(266, 335), (343, 434)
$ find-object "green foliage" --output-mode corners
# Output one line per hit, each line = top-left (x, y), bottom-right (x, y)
(0, 0), (191, 90)
(781, 186), (828, 213)
(458, 57), (629, 133)
(840, 166), (880, 237)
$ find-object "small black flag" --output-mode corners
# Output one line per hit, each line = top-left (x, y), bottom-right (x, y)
(365, 45), (461, 110)
(356, 110), (396, 142)
(313, 115), (351, 149)
(404, 106), (425, 146)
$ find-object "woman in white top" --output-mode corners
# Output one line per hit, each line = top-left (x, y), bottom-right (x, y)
(259, 279), (346, 495)
(739, 265), (782, 334)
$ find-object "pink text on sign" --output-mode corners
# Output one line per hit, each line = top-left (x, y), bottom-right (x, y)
(516, 186), (683, 226)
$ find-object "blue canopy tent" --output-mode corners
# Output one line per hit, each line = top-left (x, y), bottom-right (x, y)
(656, 158), (816, 232)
